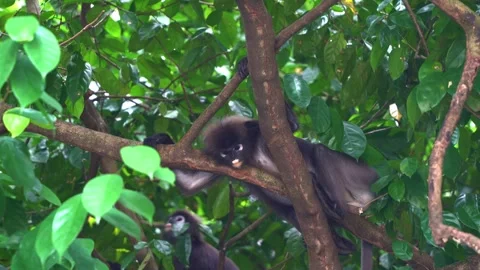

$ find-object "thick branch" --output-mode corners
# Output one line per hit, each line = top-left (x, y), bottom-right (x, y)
(236, 0), (340, 269)
(427, 1), (480, 253)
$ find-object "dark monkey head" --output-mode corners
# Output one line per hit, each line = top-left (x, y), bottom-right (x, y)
(164, 210), (203, 243)
(203, 116), (259, 169)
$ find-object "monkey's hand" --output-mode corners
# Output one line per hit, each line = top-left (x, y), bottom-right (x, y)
(143, 133), (175, 147)
(237, 57), (249, 79)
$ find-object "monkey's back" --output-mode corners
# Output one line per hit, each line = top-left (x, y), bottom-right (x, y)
(173, 241), (239, 270)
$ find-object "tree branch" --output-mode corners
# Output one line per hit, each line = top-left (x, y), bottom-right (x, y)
(427, 0), (480, 253)
(236, 0), (340, 269)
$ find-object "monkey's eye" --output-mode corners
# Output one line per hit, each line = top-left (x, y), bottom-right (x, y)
(175, 216), (184, 222)
(234, 144), (243, 151)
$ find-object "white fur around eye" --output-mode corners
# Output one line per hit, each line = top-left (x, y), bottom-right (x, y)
(237, 144), (243, 151)
(220, 153), (227, 158)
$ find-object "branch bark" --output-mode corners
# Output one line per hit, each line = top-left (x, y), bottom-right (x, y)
(236, 0), (340, 269)
(427, 0), (480, 253)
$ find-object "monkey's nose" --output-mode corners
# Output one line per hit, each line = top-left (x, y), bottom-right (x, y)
(231, 159), (243, 168)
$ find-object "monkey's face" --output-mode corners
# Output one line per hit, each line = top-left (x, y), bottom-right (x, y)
(218, 142), (247, 168)
(164, 214), (188, 241)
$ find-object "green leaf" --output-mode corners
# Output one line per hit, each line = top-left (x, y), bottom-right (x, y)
(11, 229), (42, 270)
(446, 37), (466, 69)
(154, 167), (176, 186)
(5, 16), (39, 42)
(392, 240), (413, 261)
(69, 238), (109, 270)
(82, 174), (124, 219)
(6, 107), (56, 130)
(103, 208), (141, 240)
(284, 227), (305, 257)
(2, 113), (30, 138)
(443, 145), (462, 179)
(121, 145), (161, 178)
(9, 54), (45, 107)
(212, 183), (230, 219)
(416, 73), (447, 113)
(39, 184), (61, 206)
(341, 61), (371, 107)
(283, 74), (312, 108)
(370, 38), (387, 70)
(94, 67), (126, 95)
(388, 47), (404, 80)
(207, 181), (230, 219)
(153, 240), (173, 255)
(388, 179), (405, 201)
(0, 38), (19, 88)
(330, 108), (344, 150)
(66, 96), (85, 119)
(40, 92), (63, 113)
(400, 158), (418, 178)
(406, 88), (421, 127)
(66, 53), (92, 103)
(24, 26), (60, 77)
(217, 12), (237, 48)
(119, 189), (155, 223)
(308, 96), (331, 134)
(342, 122), (366, 159)
(324, 33), (346, 64)
(35, 212), (57, 266)
(0, 137), (41, 189)
(455, 194), (480, 232)
(175, 234), (192, 267)
(52, 195), (87, 257)
(285, 0), (305, 13)
(0, 0), (15, 8)
(418, 60), (443, 82)
(371, 175), (392, 193)
(206, 10), (223, 26)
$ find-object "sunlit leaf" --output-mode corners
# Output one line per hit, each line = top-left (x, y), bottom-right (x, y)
(82, 174), (123, 219)
(5, 16), (39, 42)
(52, 195), (87, 257)
(121, 145), (161, 178)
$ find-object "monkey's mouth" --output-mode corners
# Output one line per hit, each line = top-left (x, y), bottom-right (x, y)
(164, 223), (172, 232)
(231, 159), (243, 168)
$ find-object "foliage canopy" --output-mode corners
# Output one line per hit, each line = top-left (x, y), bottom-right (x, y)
(1, 0), (480, 269)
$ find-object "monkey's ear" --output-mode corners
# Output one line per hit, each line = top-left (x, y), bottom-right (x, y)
(143, 133), (175, 147)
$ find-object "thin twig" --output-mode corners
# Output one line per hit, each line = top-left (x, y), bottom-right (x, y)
(360, 100), (390, 129)
(225, 210), (271, 248)
(60, 11), (106, 47)
(402, 0), (429, 55)
(268, 253), (294, 270)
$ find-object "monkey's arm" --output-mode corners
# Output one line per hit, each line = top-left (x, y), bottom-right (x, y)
(143, 133), (220, 196)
